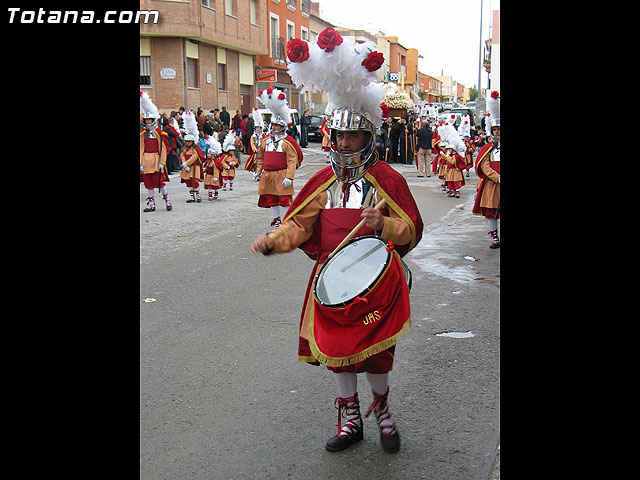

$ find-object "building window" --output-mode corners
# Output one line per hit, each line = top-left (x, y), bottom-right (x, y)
(287, 21), (295, 41)
(225, 0), (233, 16)
(187, 57), (199, 88)
(140, 56), (151, 87)
(218, 63), (227, 90)
(250, 0), (257, 24)
(270, 15), (280, 59)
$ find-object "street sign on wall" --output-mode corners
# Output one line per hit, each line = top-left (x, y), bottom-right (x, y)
(257, 69), (277, 82)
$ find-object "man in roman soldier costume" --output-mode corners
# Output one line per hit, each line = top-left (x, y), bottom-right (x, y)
(179, 110), (205, 203)
(472, 91), (501, 248)
(252, 31), (423, 453)
(140, 91), (172, 212)
(254, 88), (303, 229)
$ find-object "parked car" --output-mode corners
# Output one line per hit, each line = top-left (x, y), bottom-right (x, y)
(306, 115), (325, 141)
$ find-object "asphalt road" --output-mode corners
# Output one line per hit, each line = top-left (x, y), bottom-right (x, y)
(140, 143), (500, 479)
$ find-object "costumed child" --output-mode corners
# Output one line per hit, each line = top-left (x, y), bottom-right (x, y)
(203, 134), (223, 201)
(439, 123), (467, 198)
(140, 91), (172, 212)
(179, 110), (205, 203)
(220, 129), (239, 191)
(244, 107), (265, 175)
(459, 114), (475, 177)
(472, 91), (501, 249)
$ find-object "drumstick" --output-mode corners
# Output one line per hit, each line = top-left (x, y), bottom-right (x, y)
(327, 198), (387, 260)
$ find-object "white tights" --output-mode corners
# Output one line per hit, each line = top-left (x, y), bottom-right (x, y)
(334, 372), (389, 397)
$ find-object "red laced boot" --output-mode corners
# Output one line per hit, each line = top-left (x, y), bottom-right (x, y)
(325, 393), (363, 452)
(270, 216), (281, 230)
(365, 388), (400, 453)
(488, 229), (500, 249)
(143, 196), (155, 212)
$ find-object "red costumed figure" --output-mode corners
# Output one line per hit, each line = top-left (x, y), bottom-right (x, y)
(472, 91), (501, 248)
(220, 129), (240, 191)
(253, 31), (423, 454)
(254, 87), (303, 229)
(244, 107), (265, 174)
(203, 134), (223, 200)
(179, 110), (205, 203)
(140, 91), (172, 212)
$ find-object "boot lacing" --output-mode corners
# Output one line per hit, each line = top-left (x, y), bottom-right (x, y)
(334, 394), (362, 438)
(365, 388), (397, 436)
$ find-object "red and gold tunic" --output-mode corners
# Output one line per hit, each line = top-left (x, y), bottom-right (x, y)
(264, 162), (423, 372)
(139, 127), (170, 189)
(256, 134), (302, 208)
(178, 145), (204, 187)
(472, 143), (500, 218)
(220, 152), (239, 179)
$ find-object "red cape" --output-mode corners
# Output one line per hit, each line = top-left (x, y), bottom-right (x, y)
(283, 160), (423, 260)
(283, 135), (303, 168)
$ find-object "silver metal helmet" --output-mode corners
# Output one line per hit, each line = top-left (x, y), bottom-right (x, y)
(490, 121), (500, 146)
(142, 113), (158, 136)
(328, 107), (378, 184)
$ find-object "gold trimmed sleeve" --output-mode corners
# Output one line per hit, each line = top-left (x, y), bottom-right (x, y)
(266, 191), (327, 254)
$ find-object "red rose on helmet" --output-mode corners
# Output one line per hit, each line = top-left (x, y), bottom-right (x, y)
(286, 38), (310, 63)
(278, 93), (286, 100)
(317, 27), (343, 52)
(491, 90), (499, 99)
(362, 51), (384, 72)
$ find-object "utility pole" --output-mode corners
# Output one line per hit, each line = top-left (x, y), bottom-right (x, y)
(477, 0), (483, 96)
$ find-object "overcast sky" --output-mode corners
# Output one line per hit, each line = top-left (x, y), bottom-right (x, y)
(317, 0), (499, 88)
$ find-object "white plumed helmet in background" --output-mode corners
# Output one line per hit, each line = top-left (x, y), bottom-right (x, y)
(222, 129), (237, 152)
(252, 106), (265, 131)
(140, 91), (159, 120)
(258, 87), (292, 128)
(487, 91), (500, 128)
(182, 109), (199, 142)
(458, 114), (471, 138)
(205, 134), (222, 156)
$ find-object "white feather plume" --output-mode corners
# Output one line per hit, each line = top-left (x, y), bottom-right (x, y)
(222, 129), (236, 152)
(438, 124), (466, 156)
(487, 92), (500, 121)
(286, 36), (386, 127)
(458, 115), (471, 137)
(205, 134), (222, 156)
(252, 107), (265, 129)
(182, 110), (199, 140)
(258, 88), (292, 126)
(140, 91), (159, 118)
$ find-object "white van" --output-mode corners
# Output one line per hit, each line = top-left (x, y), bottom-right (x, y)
(257, 108), (300, 139)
